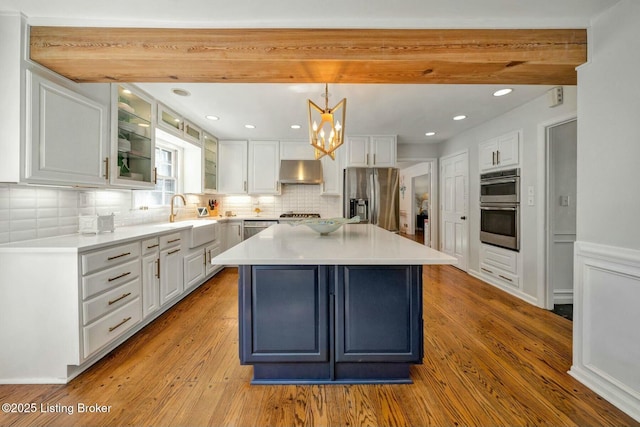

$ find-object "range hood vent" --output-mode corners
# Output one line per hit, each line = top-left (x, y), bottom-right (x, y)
(279, 160), (323, 185)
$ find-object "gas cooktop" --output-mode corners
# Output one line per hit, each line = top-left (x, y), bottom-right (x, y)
(279, 212), (321, 218)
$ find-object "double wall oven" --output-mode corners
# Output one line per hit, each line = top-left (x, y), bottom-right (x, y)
(480, 168), (520, 251)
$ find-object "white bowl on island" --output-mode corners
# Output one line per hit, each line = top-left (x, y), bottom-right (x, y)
(292, 216), (361, 235)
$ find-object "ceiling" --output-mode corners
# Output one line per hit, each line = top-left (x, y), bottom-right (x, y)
(1, 0), (620, 145)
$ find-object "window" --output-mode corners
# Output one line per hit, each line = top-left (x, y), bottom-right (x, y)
(151, 145), (178, 206)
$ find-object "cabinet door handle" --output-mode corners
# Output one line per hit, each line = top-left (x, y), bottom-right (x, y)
(498, 274), (513, 282)
(496, 150), (501, 164)
(107, 252), (131, 261)
(492, 151), (496, 165)
(167, 238), (181, 243)
(366, 154), (370, 165)
(108, 271), (131, 282)
(108, 316), (132, 332)
(153, 167), (157, 184)
(108, 292), (132, 305)
(244, 181), (247, 192)
(147, 243), (159, 249)
(156, 259), (160, 279)
(373, 153), (376, 165)
(104, 157), (110, 180)
(481, 267), (494, 274)
(168, 248), (181, 255)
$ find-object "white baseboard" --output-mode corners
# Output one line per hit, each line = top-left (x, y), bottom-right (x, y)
(572, 241), (640, 422)
(553, 289), (574, 305)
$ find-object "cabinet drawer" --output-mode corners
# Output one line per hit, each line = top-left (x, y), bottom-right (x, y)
(141, 237), (160, 256)
(82, 258), (141, 300)
(480, 244), (518, 274)
(480, 263), (520, 288)
(81, 242), (140, 275)
(83, 278), (141, 325)
(159, 232), (182, 249)
(83, 297), (141, 358)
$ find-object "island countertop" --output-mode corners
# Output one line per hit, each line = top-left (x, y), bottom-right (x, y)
(211, 223), (457, 265)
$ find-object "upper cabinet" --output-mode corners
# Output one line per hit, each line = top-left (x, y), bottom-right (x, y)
(111, 84), (156, 188)
(157, 103), (202, 145)
(320, 147), (343, 196)
(248, 140), (280, 194)
(346, 135), (397, 168)
(203, 131), (218, 193)
(479, 130), (520, 171)
(24, 69), (110, 186)
(218, 140), (248, 194)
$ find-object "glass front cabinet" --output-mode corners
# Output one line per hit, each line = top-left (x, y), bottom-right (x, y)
(203, 131), (218, 193)
(111, 84), (156, 188)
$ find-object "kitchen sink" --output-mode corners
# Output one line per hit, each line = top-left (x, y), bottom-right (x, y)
(179, 219), (218, 248)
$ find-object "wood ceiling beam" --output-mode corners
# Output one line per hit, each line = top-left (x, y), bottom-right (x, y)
(29, 27), (587, 85)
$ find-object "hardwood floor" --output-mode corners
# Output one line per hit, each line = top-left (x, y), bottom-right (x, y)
(1, 266), (637, 427)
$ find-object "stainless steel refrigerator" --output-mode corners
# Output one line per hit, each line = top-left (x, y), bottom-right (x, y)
(343, 167), (400, 232)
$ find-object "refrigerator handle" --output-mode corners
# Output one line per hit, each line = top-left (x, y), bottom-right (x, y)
(371, 169), (379, 225)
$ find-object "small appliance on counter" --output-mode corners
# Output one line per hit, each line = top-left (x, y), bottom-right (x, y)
(78, 213), (115, 234)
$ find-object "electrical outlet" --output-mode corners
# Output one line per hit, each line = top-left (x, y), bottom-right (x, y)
(560, 195), (570, 207)
(528, 196), (534, 206)
(528, 186), (534, 196)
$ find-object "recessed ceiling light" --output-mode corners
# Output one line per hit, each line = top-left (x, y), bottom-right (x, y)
(172, 88), (191, 97)
(291, 124), (301, 129)
(493, 88), (513, 97)
(206, 115), (219, 121)
(453, 115), (467, 121)
(245, 124), (256, 129)
(425, 131), (436, 136)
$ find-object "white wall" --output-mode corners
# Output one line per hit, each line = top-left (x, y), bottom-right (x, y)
(439, 86), (577, 304)
(570, 0), (640, 421)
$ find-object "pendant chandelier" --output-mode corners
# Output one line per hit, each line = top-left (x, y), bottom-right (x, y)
(308, 83), (346, 160)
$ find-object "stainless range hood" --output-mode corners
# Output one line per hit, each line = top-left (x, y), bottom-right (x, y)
(279, 160), (323, 184)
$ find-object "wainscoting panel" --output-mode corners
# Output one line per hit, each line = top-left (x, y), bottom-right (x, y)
(571, 241), (640, 422)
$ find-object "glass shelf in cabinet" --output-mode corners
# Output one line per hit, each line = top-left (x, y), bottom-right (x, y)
(118, 108), (151, 125)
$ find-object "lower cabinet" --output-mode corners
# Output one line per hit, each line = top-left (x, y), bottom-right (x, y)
(141, 237), (160, 318)
(479, 243), (521, 290)
(159, 232), (184, 306)
(238, 264), (423, 383)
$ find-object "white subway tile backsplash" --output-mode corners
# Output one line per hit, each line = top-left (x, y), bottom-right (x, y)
(0, 182), (344, 244)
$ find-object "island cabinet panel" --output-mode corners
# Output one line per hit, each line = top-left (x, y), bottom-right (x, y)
(335, 265), (423, 363)
(239, 265), (329, 363)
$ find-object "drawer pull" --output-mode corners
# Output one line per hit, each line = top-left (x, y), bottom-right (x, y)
(107, 252), (131, 261)
(108, 292), (132, 305)
(146, 243), (159, 249)
(167, 238), (181, 244)
(107, 271), (131, 282)
(481, 267), (494, 274)
(168, 248), (181, 255)
(498, 274), (513, 283)
(108, 316), (132, 332)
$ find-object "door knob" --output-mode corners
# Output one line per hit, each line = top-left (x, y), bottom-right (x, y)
(460, 216), (467, 220)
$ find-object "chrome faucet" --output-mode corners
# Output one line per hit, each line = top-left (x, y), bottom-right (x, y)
(169, 194), (187, 223)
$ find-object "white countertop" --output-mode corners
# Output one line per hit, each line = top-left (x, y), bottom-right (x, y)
(211, 223), (457, 266)
(0, 219), (219, 253)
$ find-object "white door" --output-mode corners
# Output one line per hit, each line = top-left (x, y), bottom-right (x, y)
(440, 151), (469, 271)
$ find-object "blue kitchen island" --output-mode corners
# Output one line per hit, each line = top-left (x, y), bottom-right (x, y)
(211, 223), (456, 384)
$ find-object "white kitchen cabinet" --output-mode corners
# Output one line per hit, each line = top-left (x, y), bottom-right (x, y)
(218, 140), (248, 194)
(280, 140), (315, 160)
(141, 237), (161, 318)
(184, 250), (206, 290)
(157, 103), (203, 145)
(25, 68), (110, 186)
(205, 241), (223, 276)
(320, 147), (343, 196)
(159, 232), (184, 306)
(111, 84), (156, 188)
(479, 130), (520, 171)
(346, 135), (396, 167)
(479, 243), (521, 290)
(203, 131), (218, 193)
(249, 140), (280, 194)
(224, 220), (244, 251)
